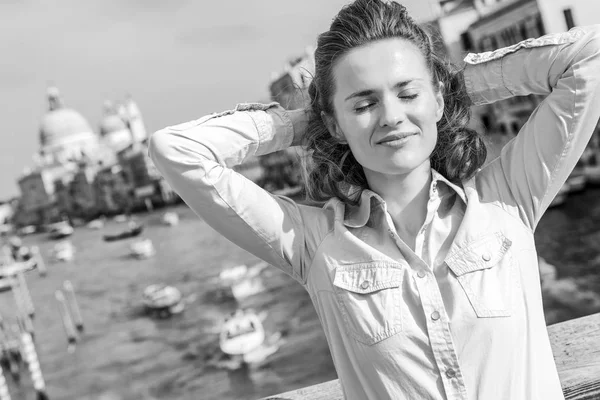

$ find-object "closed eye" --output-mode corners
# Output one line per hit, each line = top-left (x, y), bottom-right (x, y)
(354, 103), (376, 113)
(399, 94), (418, 101)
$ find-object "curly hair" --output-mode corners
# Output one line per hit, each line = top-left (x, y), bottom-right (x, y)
(301, 0), (487, 206)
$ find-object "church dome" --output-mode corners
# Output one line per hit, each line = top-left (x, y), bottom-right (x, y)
(39, 108), (94, 148)
(99, 114), (127, 136)
(39, 87), (94, 149)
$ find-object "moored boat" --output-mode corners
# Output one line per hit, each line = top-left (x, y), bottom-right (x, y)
(103, 223), (143, 242)
(161, 211), (179, 226)
(219, 310), (265, 357)
(129, 239), (155, 259)
(142, 284), (185, 318)
(53, 241), (75, 262)
(48, 222), (74, 240)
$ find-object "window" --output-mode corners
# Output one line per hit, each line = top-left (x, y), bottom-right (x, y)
(460, 32), (473, 52)
(563, 8), (575, 30)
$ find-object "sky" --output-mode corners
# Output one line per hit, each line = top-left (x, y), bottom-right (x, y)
(0, 0), (436, 200)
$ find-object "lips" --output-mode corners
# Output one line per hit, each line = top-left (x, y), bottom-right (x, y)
(377, 132), (417, 144)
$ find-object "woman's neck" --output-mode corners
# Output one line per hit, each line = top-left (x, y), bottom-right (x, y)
(364, 162), (432, 248)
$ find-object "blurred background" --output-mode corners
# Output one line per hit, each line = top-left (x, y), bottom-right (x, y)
(0, 0), (599, 399)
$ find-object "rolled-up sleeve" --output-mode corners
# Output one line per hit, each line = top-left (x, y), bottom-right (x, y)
(464, 25), (600, 229)
(148, 103), (327, 285)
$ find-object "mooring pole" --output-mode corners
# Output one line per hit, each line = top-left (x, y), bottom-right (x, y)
(20, 332), (49, 400)
(30, 246), (47, 277)
(63, 281), (84, 332)
(16, 271), (35, 318)
(55, 290), (77, 352)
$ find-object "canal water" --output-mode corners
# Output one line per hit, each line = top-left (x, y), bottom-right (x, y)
(1, 189), (599, 400)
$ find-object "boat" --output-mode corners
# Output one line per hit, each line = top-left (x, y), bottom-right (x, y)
(129, 239), (155, 259)
(0, 224), (11, 235)
(215, 309), (284, 369)
(48, 222), (74, 240)
(218, 262), (268, 301)
(17, 225), (36, 236)
(219, 310), (266, 357)
(0, 260), (37, 278)
(53, 241), (75, 262)
(161, 211), (179, 226)
(113, 214), (128, 223)
(549, 182), (570, 208)
(103, 223), (143, 242)
(86, 218), (105, 230)
(142, 284), (185, 318)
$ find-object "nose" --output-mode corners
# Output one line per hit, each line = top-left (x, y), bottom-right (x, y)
(379, 97), (406, 128)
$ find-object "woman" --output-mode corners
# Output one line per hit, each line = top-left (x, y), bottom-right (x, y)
(149, 1), (600, 399)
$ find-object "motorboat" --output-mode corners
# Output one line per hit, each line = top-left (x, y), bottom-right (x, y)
(142, 284), (185, 318)
(17, 225), (36, 236)
(0, 224), (11, 235)
(103, 222), (143, 242)
(87, 218), (105, 230)
(0, 260), (37, 278)
(161, 211), (179, 226)
(215, 309), (284, 369)
(113, 214), (128, 223)
(129, 239), (156, 259)
(218, 262), (268, 301)
(219, 310), (266, 357)
(53, 241), (75, 262)
(48, 222), (74, 240)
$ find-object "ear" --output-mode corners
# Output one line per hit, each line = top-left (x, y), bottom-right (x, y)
(435, 81), (445, 122)
(321, 111), (346, 143)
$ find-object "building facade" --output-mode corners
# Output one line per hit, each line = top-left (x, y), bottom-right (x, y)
(13, 87), (177, 228)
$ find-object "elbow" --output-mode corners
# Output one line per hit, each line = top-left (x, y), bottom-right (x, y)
(147, 128), (173, 166)
(575, 25), (600, 60)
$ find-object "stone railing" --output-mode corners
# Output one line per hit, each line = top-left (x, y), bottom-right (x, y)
(259, 312), (600, 400)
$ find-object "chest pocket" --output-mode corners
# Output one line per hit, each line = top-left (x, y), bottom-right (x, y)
(332, 261), (404, 345)
(446, 232), (515, 318)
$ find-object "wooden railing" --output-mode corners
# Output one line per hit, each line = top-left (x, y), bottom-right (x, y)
(259, 312), (600, 400)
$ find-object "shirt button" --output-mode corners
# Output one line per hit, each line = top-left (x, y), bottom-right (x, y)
(446, 368), (456, 378)
(417, 270), (426, 278)
(482, 252), (491, 262)
(431, 311), (440, 321)
(360, 280), (370, 290)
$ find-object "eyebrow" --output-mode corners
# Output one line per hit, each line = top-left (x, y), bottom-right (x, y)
(344, 80), (413, 102)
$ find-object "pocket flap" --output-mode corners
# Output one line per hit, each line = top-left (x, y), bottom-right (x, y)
(446, 232), (512, 276)
(333, 261), (403, 294)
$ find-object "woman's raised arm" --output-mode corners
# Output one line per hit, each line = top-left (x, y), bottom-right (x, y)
(148, 102), (328, 285)
(464, 25), (600, 230)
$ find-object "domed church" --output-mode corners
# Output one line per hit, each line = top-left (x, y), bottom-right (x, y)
(39, 87), (103, 163)
(14, 87), (166, 227)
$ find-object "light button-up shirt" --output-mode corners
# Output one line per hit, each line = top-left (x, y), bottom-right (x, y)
(149, 25), (600, 400)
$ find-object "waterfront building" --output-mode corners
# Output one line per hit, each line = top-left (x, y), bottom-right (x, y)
(269, 45), (315, 110)
(13, 87), (174, 227)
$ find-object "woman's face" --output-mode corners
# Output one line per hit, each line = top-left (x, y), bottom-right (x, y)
(328, 38), (444, 179)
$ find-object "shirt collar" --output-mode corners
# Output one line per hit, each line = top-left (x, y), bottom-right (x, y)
(342, 169), (467, 228)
